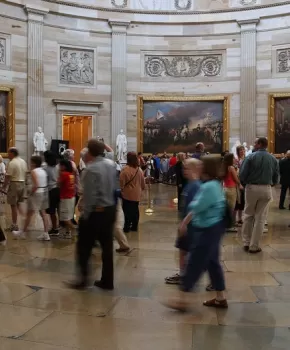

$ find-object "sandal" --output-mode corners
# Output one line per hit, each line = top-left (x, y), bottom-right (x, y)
(248, 248), (262, 254)
(203, 298), (228, 309)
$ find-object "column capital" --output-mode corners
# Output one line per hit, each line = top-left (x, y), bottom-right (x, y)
(109, 20), (130, 34)
(25, 4), (49, 22)
(237, 18), (260, 32)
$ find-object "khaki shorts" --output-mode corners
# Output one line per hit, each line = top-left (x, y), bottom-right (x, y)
(59, 198), (75, 222)
(27, 192), (48, 212)
(7, 182), (25, 205)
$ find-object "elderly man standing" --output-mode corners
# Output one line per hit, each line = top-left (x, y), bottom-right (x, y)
(239, 137), (279, 253)
(4, 148), (27, 231)
(67, 139), (116, 290)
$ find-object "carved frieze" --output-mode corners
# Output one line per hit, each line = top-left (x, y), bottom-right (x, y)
(0, 38), (5, 66)
(240, 0), (257, 5)
(277, 48), (290, 73)
(111, 0), (128, 8)
(59, 45), (96, 87)
(175, 0), (192, 10)
(144, 55), (222, 78)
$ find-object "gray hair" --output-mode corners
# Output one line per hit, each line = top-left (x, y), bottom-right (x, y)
(80, 147), (88, 161)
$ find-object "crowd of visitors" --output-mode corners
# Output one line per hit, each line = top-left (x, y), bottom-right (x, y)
(0, 135), (283, 312)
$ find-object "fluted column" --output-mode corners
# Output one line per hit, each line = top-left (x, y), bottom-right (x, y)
(109, 20), (130, 149)
(238, 19), (259, 145)
(25, 5), (49, 157)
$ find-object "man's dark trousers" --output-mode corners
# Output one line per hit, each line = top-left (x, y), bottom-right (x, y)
(76, 206), (116, 288)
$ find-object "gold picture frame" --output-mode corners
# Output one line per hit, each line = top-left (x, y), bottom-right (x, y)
(137, 95), (229, 154)
(0, 86), (15, 157)
(268, 93), (290, 155)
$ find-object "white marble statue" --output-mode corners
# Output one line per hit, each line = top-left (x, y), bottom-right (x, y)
(242, 142), (249, 153)
(33, 126), (48, 155)
(116, 129), (127, 162)
(246, 145), (254, 156)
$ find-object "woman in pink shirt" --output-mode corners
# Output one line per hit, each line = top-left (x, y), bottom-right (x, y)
(223, 153), (241, 213)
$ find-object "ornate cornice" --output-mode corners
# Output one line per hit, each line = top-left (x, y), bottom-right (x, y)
(25, 4), (49, 22)
(43, 0), (290, 15)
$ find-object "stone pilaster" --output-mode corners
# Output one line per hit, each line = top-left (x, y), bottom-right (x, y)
(238, 19), (259, 145)
(25, 4), (49, 157)
(109, 20), (130, 149)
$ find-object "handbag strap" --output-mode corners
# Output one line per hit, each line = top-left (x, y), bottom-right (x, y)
(122, 168), (139, 190)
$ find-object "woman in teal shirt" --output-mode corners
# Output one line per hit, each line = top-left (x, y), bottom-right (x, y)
(164, 156), (228, 311)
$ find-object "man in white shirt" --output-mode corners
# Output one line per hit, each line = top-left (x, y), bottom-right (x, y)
(4, 148), (27, 231)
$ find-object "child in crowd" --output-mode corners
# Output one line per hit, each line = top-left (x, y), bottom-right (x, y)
(165, 158), (202, 285)
(58, 159), (75, 239)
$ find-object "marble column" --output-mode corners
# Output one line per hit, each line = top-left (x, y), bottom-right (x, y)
(109, 20), (130, 149)
(238, 19), (259, 146)
(25, 5), (49, 157)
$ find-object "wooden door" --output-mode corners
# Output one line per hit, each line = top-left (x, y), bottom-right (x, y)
(62, 115), (92, 165)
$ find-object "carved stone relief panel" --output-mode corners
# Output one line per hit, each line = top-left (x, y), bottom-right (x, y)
(144, 53), (222, 78)
(230, 0), (259, 6)
(130, 0), (192, 11)
(175, 0), (192, 10)
(276, 48), (290, 73)
(111, 0), (128, 8)
(59, 45), (96, 87)
(0, 34), (11, 70)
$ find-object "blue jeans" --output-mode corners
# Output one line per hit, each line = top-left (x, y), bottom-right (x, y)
(181, 221), (225, 292)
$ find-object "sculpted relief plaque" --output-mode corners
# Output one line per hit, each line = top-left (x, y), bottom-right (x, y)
(59, 46), (95, 87)
(276, 48), (290, 73)
(0, 39), (5, 66)
(144, 54), (222, 78)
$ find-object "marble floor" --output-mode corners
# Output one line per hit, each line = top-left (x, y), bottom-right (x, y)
(1, 185), (290, 349)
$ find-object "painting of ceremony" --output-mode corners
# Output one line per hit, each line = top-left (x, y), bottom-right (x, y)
(142, 99), (224, 154)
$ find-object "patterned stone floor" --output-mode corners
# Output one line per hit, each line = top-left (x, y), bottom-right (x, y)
(1, 185), (290, 349)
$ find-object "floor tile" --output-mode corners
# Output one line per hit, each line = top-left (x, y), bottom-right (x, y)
(251, 285), (290, 302)
(0, 250), (33, 266)
(224, 260), (290, 272)
(0, 338), (74, 350)
(0, 282), (35, 304)
(0, 264), (25, 280)
(224, 272), (279, 287)
(271, 272), (290, 285)
(0, 303), (52, 337)
(109, 296), (218, 325)
(23, 312), (193, 350)
(217, 302), (290, 327)
(16, 288), (119, 315)
(192, 325), (290, 350)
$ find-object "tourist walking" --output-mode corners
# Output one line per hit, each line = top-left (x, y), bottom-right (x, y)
(4, 148), (27, 231)
(163, 156), (227, 311)
(44, 151), (60, 236)
(66, 139), (116, 290)
(0, 155), (6, 245)
(278, 150), (290, 210)
(120, 152), (145, 233)
(175, 152), (187, 213)
(234, 145), (246, 226)
(239, 137), (279, 253)
(13, 156), (49, 240)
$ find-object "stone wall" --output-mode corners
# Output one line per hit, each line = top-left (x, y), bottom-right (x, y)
(1, 0), (290, 159)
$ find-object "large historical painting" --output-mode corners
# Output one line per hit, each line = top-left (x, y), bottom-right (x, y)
(269, 93), (290, 154)
(59, 46), (95, 87)
(138, 96), (228, 154)
(0, 87), (14, 157)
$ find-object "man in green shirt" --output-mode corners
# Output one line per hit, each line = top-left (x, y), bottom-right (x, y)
(239, 137), (279, 253)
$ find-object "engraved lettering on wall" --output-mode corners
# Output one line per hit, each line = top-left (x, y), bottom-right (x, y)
(59, 46), (95, 86)
(145, 55), (222, 78)
(175, 0), (192, 10)
(111, 0), (128, 8)
(277, 49), (290, 73)
(0, 39), (6, 65)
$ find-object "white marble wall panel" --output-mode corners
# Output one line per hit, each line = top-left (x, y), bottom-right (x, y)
(126, 34), (241, 151)
(43, 26), (112, 146)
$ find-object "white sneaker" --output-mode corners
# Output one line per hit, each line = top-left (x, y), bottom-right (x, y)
(12, 230), (26, 240)
(37, 232), (50, 241)
(263, 227), (268, 233)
